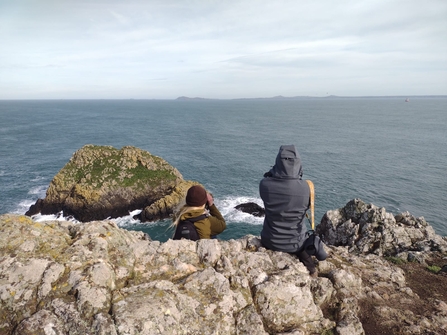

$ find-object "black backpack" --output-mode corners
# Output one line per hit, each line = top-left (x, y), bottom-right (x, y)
(173, 214), (207, 241)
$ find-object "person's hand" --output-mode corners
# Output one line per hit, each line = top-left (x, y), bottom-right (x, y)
(206, 192), (214, 207)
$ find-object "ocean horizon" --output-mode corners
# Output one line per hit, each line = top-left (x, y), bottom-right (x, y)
(2, 94), (447, 101)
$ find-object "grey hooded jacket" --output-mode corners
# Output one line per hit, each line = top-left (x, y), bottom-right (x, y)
(260, 145), (310, 253)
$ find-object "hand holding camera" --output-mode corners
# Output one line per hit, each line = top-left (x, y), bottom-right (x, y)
(206, 192), (214, 207)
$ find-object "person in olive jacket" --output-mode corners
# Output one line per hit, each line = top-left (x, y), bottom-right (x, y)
(172, 185), (226, 239)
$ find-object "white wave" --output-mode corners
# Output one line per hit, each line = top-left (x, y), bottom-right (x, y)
(28, 185), (47, 196)
(30, 210), (140, 226)
(30, 176), (47, 182)
(13, 199), (38, 215)
(112, 209), (143, 227)
(15, 196), (264, 228)
(11, 185), (48, 214)
(32, 212), (80, 223)
(112, 196), (265, 229)
(216, 196), (264, 226)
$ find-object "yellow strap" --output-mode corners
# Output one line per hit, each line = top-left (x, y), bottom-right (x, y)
(306, 180), (315, 230)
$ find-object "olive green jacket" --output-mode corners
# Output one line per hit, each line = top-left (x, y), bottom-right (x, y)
(179, 204), (226, 239)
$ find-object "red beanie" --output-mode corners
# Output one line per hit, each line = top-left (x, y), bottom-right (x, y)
(186, 185), (207, 207)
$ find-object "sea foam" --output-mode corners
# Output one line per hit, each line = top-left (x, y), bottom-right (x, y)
(25, 196), (264, 228)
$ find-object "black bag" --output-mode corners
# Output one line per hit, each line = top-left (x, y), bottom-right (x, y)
(302, 180), (327, 261)
(173, 214), (207, 241)
(302, 230), (328, 261)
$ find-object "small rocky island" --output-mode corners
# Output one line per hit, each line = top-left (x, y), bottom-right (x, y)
(25, 145), (200, 222)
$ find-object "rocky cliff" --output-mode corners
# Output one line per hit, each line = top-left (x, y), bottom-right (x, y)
(2, 200), (447, 335)
(25, 145), (199, 222)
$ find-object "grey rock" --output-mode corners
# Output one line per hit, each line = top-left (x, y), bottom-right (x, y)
(235, 202), (265, 217)
(317, 198), (447, 256)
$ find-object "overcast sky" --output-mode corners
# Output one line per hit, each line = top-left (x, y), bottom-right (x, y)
(1, 0), (446, 99)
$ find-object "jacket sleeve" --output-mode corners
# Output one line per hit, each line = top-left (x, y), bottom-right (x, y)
(208, 204), (226, 235)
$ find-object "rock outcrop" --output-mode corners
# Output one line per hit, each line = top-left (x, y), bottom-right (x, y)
(235, 202), (265, 217)
(133, 179), (200, 222)
(3, 199), (447, 335)
(25, 145), (197, 222)
(316, 198), (447, 257)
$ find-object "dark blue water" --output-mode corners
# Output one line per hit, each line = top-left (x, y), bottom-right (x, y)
(1, 98), (446, 241)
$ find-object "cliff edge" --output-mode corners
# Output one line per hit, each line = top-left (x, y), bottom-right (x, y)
(2, 199), (447, 335)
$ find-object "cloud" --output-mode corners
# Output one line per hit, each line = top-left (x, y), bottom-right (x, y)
(108, 9), (129, 24)
(0, 0), (446, 99)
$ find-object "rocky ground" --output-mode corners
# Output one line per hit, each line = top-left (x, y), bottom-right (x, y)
(355, 252), (447, 335)
(1, 199), (447, 335)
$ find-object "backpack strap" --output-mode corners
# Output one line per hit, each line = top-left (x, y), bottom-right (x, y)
(184, 214), (208, 223)
(306, 180), (315, 230)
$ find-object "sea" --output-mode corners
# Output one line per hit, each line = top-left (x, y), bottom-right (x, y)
(1, 97), (446, 241)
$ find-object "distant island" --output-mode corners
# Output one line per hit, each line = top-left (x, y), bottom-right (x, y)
(175, 96), (212, 101)
(175, 95), (447, 101)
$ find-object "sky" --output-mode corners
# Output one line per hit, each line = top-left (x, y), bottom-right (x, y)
(1, 0), (446, 99)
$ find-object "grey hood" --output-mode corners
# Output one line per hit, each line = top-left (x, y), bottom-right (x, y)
(269, 145), (303, 179)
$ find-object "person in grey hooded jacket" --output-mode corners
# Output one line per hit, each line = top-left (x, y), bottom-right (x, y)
(260, 145), (316, 276)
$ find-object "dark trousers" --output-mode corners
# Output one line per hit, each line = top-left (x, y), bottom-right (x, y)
(296, 250), (316, 274)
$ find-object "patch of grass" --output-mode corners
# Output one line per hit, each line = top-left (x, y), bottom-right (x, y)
(61, 146), (177, 189)
(123, 165), (176, 188)
(427, 265), (441, 274)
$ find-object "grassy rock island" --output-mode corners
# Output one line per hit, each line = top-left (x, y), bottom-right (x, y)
(25, 145), (200, 222)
